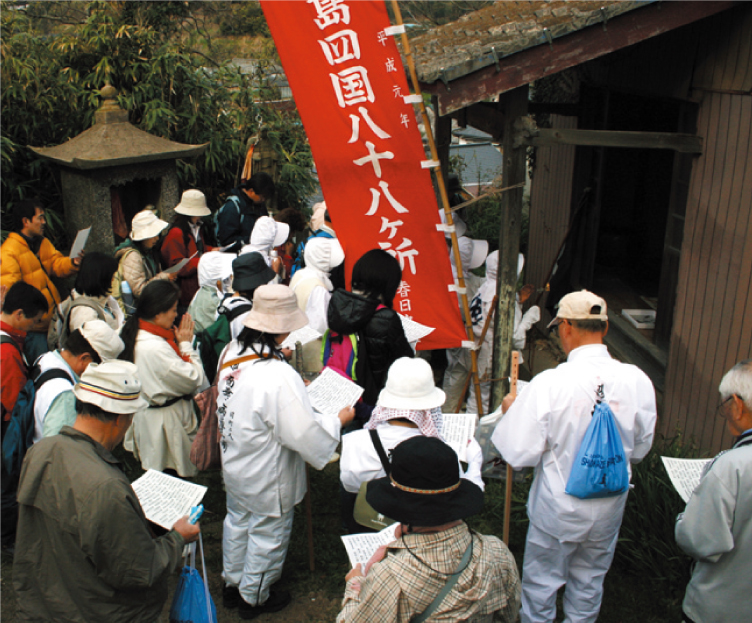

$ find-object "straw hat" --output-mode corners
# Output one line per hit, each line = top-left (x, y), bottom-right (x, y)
(547, 290), (608, 328)
(130, 210), (168, 242)
(377, 357), (445, 410)
(174, 189), (210, 217)
(72, 361), (148, 415)
(366, 436), (484, 527)
(243, 284), (308, 335)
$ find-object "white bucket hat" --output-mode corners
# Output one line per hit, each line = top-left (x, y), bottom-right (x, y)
(197, 252), (235, 288)
(174, 189), (211, 217)
(130, 209), (168, 242)
(79, 320), (124, 361)
(547, 289), (608, 328)
(452, 236), (489, 272)
(303, 237), (345, 273)
(72, 361), (148, 415)
(377, 357), (446, 410)
(243, 284), (308, 335)
(439, 209), (467, 238)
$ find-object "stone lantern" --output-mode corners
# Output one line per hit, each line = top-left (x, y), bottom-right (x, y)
(29, 83), (208, 254)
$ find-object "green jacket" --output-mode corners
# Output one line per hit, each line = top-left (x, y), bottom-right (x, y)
(13, 427), (185, 622)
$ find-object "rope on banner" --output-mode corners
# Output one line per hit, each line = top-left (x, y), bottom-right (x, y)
(389, 0), (486, 415)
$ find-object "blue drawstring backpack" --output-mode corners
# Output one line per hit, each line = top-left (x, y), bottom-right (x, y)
(169, 533), (216, 623)
(565, 386), (629, 499)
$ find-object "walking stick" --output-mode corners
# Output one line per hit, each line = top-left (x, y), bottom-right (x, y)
(294, 342), (316, 572)
(503, 351), (519, 545)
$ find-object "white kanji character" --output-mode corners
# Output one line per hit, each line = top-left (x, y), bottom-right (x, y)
(379, 217), (403, 239)
(393, 85), (403, 98)
(308, 0), (350, 30)
(385, 57), (397, 73)
(318, 29), (360, 65)
(330, 66), (375, 108)
(353, 141), (394, 178)
(365, 181), (409, 216)
(399, 299), (412, 312)
(377, 30), (388, 45)
(349, 107), (391, 144)
(379, 237), (419, 275)
(400, 113), (410, 128)
(397, 281), (411, 298)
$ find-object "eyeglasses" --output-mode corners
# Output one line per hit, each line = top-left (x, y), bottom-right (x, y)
(716, 395), (735, 417)
(549, 319), (569, 336)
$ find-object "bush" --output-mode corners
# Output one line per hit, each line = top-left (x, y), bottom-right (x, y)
(613, 433), (703, 607)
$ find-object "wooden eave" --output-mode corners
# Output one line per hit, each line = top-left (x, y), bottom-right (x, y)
(417, 0), (739, 115)
(29, 122), (208, 171)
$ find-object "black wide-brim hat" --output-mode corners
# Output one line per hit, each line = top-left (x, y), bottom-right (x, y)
(232, 251), (276, 292)
(366, 436), (484, 527)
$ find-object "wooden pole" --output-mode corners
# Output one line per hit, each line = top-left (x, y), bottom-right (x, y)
(490, 86), (529, 413)
(456, 295), (497, 413)
(390, 0), (485, 415)
(503, 351), (519, 545)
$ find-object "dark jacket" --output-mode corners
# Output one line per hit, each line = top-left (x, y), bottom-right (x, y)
(216, 188), (269, 247)
(327, 289), (413, 406)
(13, 427), (185, 622)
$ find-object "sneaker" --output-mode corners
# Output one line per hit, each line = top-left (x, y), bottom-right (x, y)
(238, 590), (292, 620)
(223, 584), (240, 609)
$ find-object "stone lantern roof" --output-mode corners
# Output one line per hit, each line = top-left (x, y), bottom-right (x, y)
(29, 82), (208, 169)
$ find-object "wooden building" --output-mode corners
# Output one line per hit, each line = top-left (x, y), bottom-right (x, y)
(412, 1), (751, 453)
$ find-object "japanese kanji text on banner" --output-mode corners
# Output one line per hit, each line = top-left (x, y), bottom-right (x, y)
(261, 0), (467, 350)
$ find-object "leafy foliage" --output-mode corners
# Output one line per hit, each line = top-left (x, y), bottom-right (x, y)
(1, 0), (315, 245)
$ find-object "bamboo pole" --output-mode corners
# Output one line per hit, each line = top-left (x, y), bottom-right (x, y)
(503, 351), (519, 544)
(456, 295), (497, 413)
(390, 0), (484, 415)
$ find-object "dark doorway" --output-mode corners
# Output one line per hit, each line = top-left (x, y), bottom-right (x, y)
(110, 178), (162, 244)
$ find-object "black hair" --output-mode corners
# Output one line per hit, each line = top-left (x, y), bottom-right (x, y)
(237, 326), (283, 360)
(330, 261), (346, 291)
(75, 398), (118, 422)
(118, 280), (180, 362)
(13, 198), (43, 232)
(62, 329), (101, 364)
(2, 282), (48, 318)
(275, 207), (306, 234)
(351, 249), (402, 309)
(74, 252), (119, 297)
(241, 172), (275, 200)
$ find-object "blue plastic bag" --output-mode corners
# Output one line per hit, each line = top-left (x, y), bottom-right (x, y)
(565, 401), (629, 499)
(169, 534), (217, 623)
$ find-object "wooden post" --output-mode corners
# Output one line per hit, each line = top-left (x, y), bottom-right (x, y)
(503, 351), (519, 544)
(491, 86), (529, 412)
(390, 0), (485, 415)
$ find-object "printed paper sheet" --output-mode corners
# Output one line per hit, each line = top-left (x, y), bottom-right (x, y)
(307, 367), (364, 414)
(69, 227), (91, 259)
(280, 325), (322, 350)
(398, 314), (435, 344)
(131, 469), (207, 530)
(163, 252), (198, 275)
(441, 413), (477, 463)
(661, 457), (712, 504)
(341, 523), (399, 568)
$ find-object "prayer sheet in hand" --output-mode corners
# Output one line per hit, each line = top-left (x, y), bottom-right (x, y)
(398, 314), (435, 344)
(280, 325), (322, 350)
(441, 413), (477, 463)
(341, 523), (399, 568)
(69, 227), (91, 259)
(163, 252), (198, 275)
(661, 457), (713, 504)
(131, 469), (207, 530)
(307, 367), (364, 414)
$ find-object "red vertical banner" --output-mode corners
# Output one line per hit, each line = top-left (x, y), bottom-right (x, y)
(261, 0), (466, 349)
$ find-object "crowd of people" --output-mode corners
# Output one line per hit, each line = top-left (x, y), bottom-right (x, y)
(0, 179), (749, 623)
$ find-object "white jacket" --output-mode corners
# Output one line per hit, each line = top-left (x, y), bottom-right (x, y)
(217, 342), (341, 516)
(124, 330), (205, 477)
(492, 344), (657, 542)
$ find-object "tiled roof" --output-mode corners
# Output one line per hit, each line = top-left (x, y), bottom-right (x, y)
(449, 143), (503, 186)
(410, 0), (655, 84)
